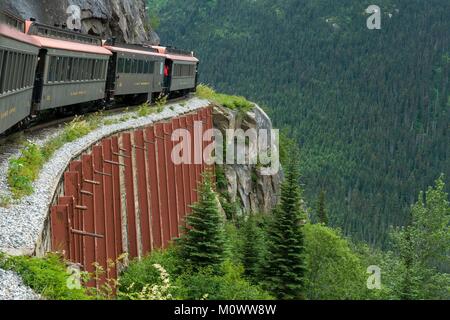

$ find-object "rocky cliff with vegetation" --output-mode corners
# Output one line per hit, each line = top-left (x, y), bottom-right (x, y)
(213, 104), (282, 216)
(1, 0), (160, 44)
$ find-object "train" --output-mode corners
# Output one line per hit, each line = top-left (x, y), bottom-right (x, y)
(0, 10), (199, 135)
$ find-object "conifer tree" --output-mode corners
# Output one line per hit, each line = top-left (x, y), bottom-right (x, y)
(317, 190), (328, 225)
(264, 156), (307, 299)
(178, 173), (225, 270)
(241, 216), (264, 281)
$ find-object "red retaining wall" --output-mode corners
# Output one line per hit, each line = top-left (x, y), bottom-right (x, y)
(50, 107), (214, 286)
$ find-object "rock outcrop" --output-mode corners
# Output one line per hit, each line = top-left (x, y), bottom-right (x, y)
(213, 105), (282, 215)
(1, 0), (160, 44)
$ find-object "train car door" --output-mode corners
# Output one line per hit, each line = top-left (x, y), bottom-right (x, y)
(105, 52), (118, 103)
(163, 59), (173, 95)
(31, 49), (47, 113)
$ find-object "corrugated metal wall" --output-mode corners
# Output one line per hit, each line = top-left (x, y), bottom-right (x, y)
(50, 107), (213, 286)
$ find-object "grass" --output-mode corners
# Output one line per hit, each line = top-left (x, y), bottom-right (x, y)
(0, 193), (12, 208)
(0, 253), (91, 300)
(196, 84), (254, 113)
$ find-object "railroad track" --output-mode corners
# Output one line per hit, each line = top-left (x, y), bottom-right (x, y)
(0, 95), (191, 157)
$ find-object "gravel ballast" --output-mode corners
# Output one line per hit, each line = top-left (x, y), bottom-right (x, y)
(0, 268), (40, 300)
(0, 98), (211, 254)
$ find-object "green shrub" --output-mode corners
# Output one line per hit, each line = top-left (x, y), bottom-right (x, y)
(118, 248), (180, 296)
(8, 143), (44, 198)
(0, 254), (91, 300)
(137, 102), (152, 117)
(0, 193), (12, 208)
(174, 261), (273, 300)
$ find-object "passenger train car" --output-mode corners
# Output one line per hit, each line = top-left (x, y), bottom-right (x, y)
(0, 11), (40, 134)
(0, 11), (199, 135)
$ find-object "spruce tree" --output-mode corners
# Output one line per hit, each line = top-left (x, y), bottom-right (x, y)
(241, 216), (264, 281)
(264, 157), (307, 299)
(177, 173), (225, 270)
(317, 190), (328, 225)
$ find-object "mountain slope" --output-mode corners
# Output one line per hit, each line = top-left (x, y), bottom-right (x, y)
(150, 0), (450, 246)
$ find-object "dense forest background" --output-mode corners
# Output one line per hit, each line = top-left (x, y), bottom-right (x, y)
(149, 0), (450, 247)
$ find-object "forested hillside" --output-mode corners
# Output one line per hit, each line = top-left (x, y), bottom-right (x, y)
(150, 0), (450, 247)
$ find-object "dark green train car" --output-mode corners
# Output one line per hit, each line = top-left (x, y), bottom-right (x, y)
(104, 43), (165, 102)
(0, 12), (40, 134)
(154, 46), (199, 96)
(26, 22), (112, 111)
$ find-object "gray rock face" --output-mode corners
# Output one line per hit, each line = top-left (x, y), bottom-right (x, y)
(213, 105), (282, 215)
(1, 0), (159, 44)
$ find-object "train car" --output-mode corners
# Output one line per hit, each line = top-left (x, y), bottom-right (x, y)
(0, 11), (40, 134)
(103, 41), (166, 103)
(25, 21), (112, 112)
(153, 46), (199, 96)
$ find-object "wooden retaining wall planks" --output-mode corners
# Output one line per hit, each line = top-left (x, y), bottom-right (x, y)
(49, 107), (213, 287)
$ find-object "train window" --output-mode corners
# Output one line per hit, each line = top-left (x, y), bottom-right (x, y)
(58, 57), (64, 82)
(97, 60), (102, 79)
(66, 57), (72, 82)
(80, 59), (86, 81)
(172, 64), (178, 77)
(131, 59), (137, 74)
(72, 58), (78, 81)
(92, 60), (98, 80)
(149, 61), (155, 74)
(0, 50), (3, 93)
(8, 52), (15, 91)
(14, 53), (20, 89)
(138, 60), (144, 74)
(117, 58), (124, 73)
(143, 61), (148, 74)
(48, 57), (54, 82)
(20, 54), (27, 89)
(19, 53), (25, 88)
(77, 58), (83, 81)
(25, 55), (32, 87)
(0, 51), (8, 93)
(125, 58), (131, 73)
(99, 60), (104, 79)
(89, 59), (94, 80)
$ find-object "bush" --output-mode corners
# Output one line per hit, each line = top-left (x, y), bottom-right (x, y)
(173, 261), (273, 300)
(137, 102), (152, 117)
(0, 253), (91, 300)
(8, 143), (45, 198)
(118, 248), (180, 296)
